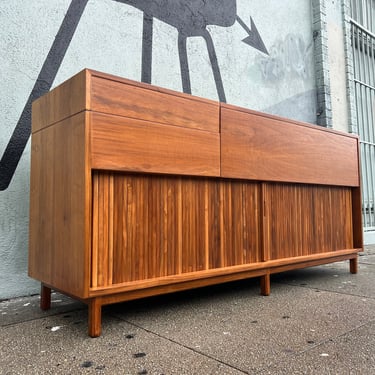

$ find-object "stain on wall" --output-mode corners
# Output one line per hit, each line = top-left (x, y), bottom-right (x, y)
(257, 34), (313, 82)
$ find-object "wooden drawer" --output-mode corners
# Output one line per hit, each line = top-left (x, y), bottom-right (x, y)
(90, 112), (220, 177)
(90, 73), (220, 133)
(221, 105), (360, 186)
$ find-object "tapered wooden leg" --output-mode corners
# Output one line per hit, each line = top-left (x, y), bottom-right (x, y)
(88, 298), (102, 338)
(40, 284), (51, 310)
(260, 273), (271, 296)
(350, 256), (358, 274)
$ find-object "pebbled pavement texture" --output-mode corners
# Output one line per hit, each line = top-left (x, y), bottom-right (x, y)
(1, 245), (374, 374)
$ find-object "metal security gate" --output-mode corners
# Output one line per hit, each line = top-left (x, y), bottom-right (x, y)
(350, 0), (375, 242)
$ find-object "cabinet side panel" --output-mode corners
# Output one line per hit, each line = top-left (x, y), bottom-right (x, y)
(351, 187), (363, 249)
(29, 112), (88, 298)
(263, 183), (354, 260)
(29, 132), (54, 283)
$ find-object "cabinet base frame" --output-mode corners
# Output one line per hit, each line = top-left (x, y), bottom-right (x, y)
(40, 252), (359, 337)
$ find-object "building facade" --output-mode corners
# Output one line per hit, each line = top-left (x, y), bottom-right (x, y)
(0, 0), (373, 299)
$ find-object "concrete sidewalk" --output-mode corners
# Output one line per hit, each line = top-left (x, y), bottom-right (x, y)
(1, 245), (374, 375)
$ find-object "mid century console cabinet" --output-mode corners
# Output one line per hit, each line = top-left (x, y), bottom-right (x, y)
(29, 69), (363, 337)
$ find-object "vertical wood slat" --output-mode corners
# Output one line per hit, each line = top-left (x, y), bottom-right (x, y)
(209, 181), (222, 269)
(97, 174), (108, 287)
(108, 174), (114, 285)
(260, 183), (270, 263)
(91, 177), (99, 288)
(204, 181), (210, 270)
(177, 179), (183, 275)
(92, 174), (115, 288)
(91, 172), (260, 288)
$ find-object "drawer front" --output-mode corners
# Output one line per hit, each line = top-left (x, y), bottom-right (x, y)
(90, 73), (220, 132)
(90, 112), (220, 177)
(221, 106), (360, 186)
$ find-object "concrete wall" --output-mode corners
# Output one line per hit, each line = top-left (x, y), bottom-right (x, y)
(0, 0), (318, 299)
(326, 0), (350, 133)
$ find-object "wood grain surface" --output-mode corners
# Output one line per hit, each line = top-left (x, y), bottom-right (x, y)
(90, 112), (220, 176)
(91, 172), (260, 288)
(221, 105), (360, 186)
(31, 70), (88, 132)
(90, 72), (219, 132)
(29, 112), (90, 298)
(262, 183), (354, 261)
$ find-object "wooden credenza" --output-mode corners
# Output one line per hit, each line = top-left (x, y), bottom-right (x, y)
(29, 69), (363, 337)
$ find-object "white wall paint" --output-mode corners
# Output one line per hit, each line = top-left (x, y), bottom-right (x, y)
(0, 1), (72, 299)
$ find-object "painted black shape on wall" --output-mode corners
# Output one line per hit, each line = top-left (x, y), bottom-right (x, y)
(114, 0), (237, 102)
(115, 0), (237, 34)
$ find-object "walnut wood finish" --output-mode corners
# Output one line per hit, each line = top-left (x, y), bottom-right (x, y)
(263, 183), (354, 260)
(32, 69), (219, 133)
(29, 112), (91, 298)
(90, 112), (220, 176)
(29, 69), (362, 337)
(31, 70), (88, 132)
(90, 73), (219, 133)
(91, 172), (260, 289)
(221, 104), (360, 186)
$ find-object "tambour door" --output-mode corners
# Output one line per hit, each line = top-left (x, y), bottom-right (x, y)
(262, 182), (355, 261)
(89, 172), (262, 291)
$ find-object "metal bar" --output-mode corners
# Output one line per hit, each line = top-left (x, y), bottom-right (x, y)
(350, 4), (375, 231)
(370, 143), (375, 226)
(351, 17), (375, 38)
(360, 139), (375, 146)
(354, 78), (375, 91)
(362, 144), (370, 227)
(367, 144), (375, 227)
(371, 90), (375, 143)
